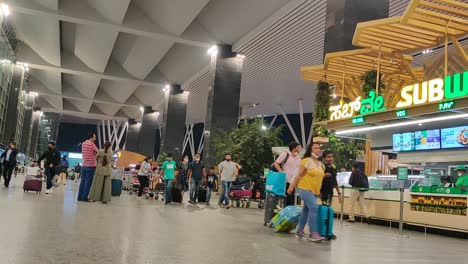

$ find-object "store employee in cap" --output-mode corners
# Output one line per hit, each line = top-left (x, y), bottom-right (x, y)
(455, 165), (468, 192)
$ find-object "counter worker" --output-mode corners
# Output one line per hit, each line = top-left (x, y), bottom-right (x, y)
(455, 165), (468, 193)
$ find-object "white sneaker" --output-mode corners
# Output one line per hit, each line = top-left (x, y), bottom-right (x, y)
(45, 189), (50, 194)
(48, 189), (53, 194)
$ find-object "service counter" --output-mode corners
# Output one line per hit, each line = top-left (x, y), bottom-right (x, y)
(331, 188), (468, 233)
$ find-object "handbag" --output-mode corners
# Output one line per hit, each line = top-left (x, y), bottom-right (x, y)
(269, 152), (290, 172)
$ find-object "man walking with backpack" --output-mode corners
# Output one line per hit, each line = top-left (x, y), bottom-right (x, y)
(347, 164), (369, 223)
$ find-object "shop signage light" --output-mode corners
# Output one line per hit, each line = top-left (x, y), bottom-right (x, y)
(395, 109), (407, 118)
(329, 71), (468, 121)
(352, 116), (365, 124)
(438, 101), (455, 111)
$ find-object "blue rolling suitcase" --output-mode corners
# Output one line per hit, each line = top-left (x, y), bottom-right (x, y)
(317, 204), (335, 240)
(271, 206), (302, 232)
(111, 179), (123, 196)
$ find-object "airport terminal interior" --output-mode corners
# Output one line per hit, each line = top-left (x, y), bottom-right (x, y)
(0, 0), (467, 263)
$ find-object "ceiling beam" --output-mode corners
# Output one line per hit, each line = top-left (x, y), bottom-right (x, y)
(42, 108), (128, 121)
(35, 91), (140, 108)
(9, 0), (212, 49)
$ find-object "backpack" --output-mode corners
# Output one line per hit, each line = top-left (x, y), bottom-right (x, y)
(270, 152), (289, 172)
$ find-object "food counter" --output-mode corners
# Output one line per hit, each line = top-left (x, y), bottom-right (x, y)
(332, 174), (468, 234)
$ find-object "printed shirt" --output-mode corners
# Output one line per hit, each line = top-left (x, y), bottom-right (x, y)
(275, 151), (301, 183)
(162, 160), (177, 180)
(206, 174), (218, 188)
(297, 158), (325, 195)
(81, 140), (98, 167)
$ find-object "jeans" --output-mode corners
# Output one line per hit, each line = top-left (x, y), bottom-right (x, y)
(137, 175), (149, 197)
(2, 163), (14, 187)
(45, 166), (56, 190)
(206, 186), (212, 203)
(77, 167), (96, 201)
(297, 189), (319, 234)
(219, 180), (232, 205)
(165, 179), (173, 203)
(189, 178), (202, 202)
(285, 182), (296, 206)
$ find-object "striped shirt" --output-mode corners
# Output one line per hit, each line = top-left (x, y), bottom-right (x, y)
(82, 140), (97, 167)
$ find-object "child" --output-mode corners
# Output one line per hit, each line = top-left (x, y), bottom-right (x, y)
(205, 167), (218, 206)
(321, 150), (341, 205)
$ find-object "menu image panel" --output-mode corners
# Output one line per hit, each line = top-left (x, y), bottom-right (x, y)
(415, 129), (441, 150)
(441, 126), (468, 149)
(392, 133), (415, 152)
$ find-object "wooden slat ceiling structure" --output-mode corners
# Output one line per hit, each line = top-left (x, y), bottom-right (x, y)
(301, 0), (468, 108)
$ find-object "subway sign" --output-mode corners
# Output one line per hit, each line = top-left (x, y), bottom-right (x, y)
(329, 71), (468, 121)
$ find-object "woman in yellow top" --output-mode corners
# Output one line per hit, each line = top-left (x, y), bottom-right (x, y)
(287, 142), (325, 242)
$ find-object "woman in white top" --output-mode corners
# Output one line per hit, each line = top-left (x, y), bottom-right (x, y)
(137, 157), (152, 197)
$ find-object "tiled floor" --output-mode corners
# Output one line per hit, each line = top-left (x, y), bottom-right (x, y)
(0, 174), (467, 264)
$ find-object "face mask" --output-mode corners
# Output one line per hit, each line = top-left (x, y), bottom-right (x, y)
(311, 153), (320, 159)
(458, 172), (463, 177)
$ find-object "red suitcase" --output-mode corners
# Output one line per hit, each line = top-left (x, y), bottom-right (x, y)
(23, 178), (42, 193)
(229, 189), (253, 198)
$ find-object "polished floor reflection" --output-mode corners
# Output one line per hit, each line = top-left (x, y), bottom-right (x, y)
(0, 174), (467, 264)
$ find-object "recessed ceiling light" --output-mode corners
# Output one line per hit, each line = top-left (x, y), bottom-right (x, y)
(207, 45), (218, 55)
(1, 4), (10, 16)
(236, 54), (246, 59)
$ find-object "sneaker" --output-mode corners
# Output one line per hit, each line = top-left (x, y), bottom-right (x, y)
(226, 205), (231, 209)
(206, 202), (210, 206)
(346, 219), (355, 223)
(48, 189), (53, 194)
(295, 231), (307, 240)
(308, 233), (325, 242)
(45, 189), (50, 194)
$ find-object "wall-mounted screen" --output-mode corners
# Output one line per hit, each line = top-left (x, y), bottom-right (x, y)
(392, 132), (415, 152)
(415, 129), (441, 150)
(441, 126), (468, 149)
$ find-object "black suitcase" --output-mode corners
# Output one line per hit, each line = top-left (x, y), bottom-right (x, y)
(198, 188), (207, 203)
(171, 186), (183, 204)
(264, 193), (279, 226)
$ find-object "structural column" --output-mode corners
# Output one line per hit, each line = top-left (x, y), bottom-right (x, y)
(125, 119), (140, 153)
(20, 93), (36, 154)
(160, 85), (187, 160)
(2, 65), (24, 144)
(138, 106), (160, 158)
(203, 45), (243, 168)
(28, 109), (41, 159)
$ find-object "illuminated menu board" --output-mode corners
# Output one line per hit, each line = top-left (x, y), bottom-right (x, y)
(415, 129), (441, 150)
(441, 126), (468, 149)
(392, 132), (415, 152)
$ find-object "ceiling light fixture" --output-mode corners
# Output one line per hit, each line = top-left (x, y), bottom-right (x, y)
(1, 4), (10, 17)
(422, 49), (433, 55)
(207, 45), (218, 55)
(183, 91), (190, 95)
(139, 107), (144, 112)
(236, 54), (246, 59)
(163, 84), (171, 93)
(261, 125), (267, 131)
(335, 112), (468, 135)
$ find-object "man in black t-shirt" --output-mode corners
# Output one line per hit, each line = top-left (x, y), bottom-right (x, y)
(188, 153), (206, 204)
(321, 150), (341, 205)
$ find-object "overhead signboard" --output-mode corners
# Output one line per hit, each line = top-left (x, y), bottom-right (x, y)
(329, 71), (468, 121)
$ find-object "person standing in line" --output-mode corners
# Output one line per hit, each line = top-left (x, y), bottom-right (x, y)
(88, 142), (113, 203)
(77, 133), (98, 202)
(347, 163), (370, 223)
(205, 167), (218, 206)
(188, 153), (206, 204)
(1, 142), (18, 188)
(176, 155), (190, 193)
(218, 153), (238, 209)
(287, 142), (325, 242)
(161, 153), (177, 205)
(137, 157), (152, 197)
(59, 155), (69, 185)
(273, 142), (302, 206)
(74, 162), (81, 182)
(37, 141), (62, 194)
